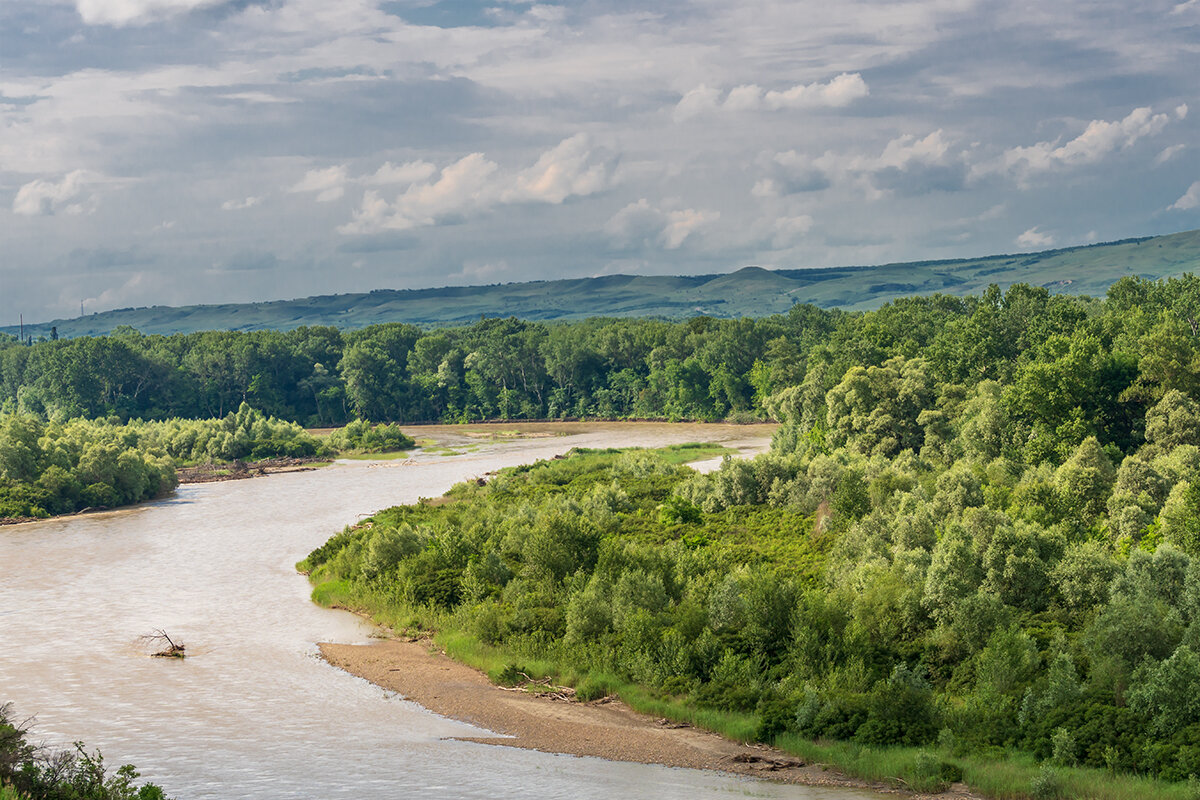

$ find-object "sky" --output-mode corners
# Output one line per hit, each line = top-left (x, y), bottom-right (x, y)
(2, 0), (1200, 324)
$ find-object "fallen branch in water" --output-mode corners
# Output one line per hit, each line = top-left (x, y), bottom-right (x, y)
(139, 629), (186, 658)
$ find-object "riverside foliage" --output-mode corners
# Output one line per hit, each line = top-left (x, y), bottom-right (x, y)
(0, 703), (168, 800)
(0, 404), (326, 518)
(301, 275), (1200, 788)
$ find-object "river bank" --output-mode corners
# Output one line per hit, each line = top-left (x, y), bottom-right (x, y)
(175, 456), (332, 483)
(319, 638), (979, 800)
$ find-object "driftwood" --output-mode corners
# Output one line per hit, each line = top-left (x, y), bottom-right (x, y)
(140, 629), (186, 658)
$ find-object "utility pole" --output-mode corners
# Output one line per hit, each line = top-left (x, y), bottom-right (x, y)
(19, 314), (23, 342)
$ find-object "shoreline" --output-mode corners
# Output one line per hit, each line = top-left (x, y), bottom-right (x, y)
(318, 637), (980, 800)
(175, 455), (332, 484)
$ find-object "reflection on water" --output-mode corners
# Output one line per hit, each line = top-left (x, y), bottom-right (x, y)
(1, 424), (876, 800)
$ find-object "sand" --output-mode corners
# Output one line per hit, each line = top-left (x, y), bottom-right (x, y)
(319, 638), (983, 799)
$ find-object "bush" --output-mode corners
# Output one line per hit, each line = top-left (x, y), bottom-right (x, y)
(1030, 765), (1063, 799)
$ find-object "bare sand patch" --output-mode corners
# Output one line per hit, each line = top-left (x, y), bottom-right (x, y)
(319, 639), (981, 799)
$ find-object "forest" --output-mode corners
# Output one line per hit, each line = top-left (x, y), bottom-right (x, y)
(2, 274), (1198, 434)
(292, 274), (1200, 795)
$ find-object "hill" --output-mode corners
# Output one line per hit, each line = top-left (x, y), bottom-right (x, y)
(7, 229), (1200, 338)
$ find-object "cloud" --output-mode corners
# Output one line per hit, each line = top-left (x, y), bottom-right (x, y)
(364, 161), (437, 187)
(221, 196), (263, 210)
(605, 199), (719, 250)
(291, 166), (347, 202)
(73, 0), (231, 26)
(756, 130), (967, 199)
(753, 151), (832, 197)
(1156, 145), (1187, 165)
(1016, 226), (1055, 248)
(12, 170), (96, 216)
(771, 215), (814, 248)
(673, 73), (869, 121)
(1169, 181), (1200, 211)
(503, 134), (610, 204)
(340, 152), (499, 233)
(868, 130), (969, 195)
(340, 136), (611, 234)
(1003, 107), (1175, 177)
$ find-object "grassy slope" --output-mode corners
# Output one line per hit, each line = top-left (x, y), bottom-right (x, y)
(9, 229), (1200, 338)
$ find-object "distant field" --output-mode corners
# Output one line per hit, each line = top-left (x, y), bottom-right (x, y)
(8, 228), (1200, 338)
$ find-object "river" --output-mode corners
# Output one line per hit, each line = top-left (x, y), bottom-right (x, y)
(0, 423), (877, 800)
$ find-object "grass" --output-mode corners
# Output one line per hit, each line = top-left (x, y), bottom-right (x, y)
(337, 451), (413, 461)
(656, 443), (734, 465)
(432, 627), (760, 741)
(774, 736), (1200, 800)
(0, 786), (26, 800)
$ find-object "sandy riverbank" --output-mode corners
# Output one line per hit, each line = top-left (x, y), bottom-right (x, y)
(319, 639), (982, 800)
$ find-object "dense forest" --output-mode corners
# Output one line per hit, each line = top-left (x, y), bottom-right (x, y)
(295, 274), (1200, 793)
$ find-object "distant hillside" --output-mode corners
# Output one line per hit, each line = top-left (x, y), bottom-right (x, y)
(8, 229), (1200, 339)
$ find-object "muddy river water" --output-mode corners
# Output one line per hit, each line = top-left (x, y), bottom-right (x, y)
(1, 423), (878, 800)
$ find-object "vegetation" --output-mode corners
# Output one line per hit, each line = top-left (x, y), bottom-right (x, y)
(6, 229), (1200, 340)
(0, 404), (413, 519)
(324, 420), (414, 454)
(4, 269), (1200, 435)
(0, 703), (169, 800)
(300, 271), (1200, 797)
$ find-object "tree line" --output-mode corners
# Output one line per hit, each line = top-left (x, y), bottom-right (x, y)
(3, 276), (1200, 445)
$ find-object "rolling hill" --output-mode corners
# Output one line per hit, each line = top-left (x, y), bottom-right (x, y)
(7, 228), (1200, 339)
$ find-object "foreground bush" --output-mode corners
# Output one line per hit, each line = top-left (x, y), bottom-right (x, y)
(0, 703), (169, 800)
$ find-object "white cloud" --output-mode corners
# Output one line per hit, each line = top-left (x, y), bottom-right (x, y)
(340, 153), (499, 233)
(12, 170), (95, 215)
(771, 215), (815, 248)
(672, 85), (722, 122)
(605, 199), (719, 250)
(340, 136), (610, 234)
(1003, 107), (1175, 176)
(503, 134), (610, 204)
(221, 196), (263, 211)
(1016, 226), (1055, 248)
(74, 0), (228, 26)
(1169, 181), (1200, 211)
(661, 208), (720, 249)
(673, 73), (868, 121)
(364, 161), (437, 187)
(291, 166), (347, 202)
(1156, 144), (1187, 165)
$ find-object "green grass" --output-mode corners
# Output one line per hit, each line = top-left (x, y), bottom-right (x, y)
(338, 451), (413, 461)
(774, 736), (1200, 799)
(656, 443), (734, 465)
(0, 786), (27, 800)
(432, 626), (760, 742)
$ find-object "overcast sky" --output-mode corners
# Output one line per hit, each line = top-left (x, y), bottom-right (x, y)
(2, 0), (1199, 323)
